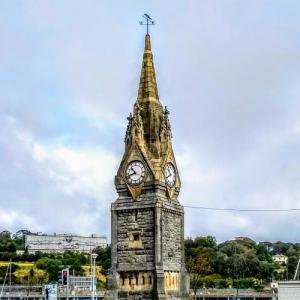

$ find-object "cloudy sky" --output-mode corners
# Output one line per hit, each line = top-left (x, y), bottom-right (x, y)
(1, 1), (300, 243)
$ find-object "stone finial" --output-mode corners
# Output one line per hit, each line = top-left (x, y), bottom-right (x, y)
(145, 34), (151, 51)
(124, 113), (133, 144)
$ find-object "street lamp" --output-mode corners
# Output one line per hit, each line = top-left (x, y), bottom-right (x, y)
(91, 253), (98, 300)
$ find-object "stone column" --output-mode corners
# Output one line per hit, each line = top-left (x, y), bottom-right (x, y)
(180, 209), (190, 297)
(107, 208), (118, 289)
(154, 201), (165, 295)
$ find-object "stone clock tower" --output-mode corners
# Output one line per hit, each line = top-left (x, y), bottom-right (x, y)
(106, 33), (189, 300)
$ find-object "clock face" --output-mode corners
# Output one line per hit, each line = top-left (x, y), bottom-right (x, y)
(164, 163), (176, 187)
(125, 160), (146, 186)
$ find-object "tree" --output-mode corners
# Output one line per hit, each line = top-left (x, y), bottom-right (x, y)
(94, 246), (111, 271)
(241, 250), (260, 278)
(186, 256), (203, 299)
(36, 257), (62, 282)
(257, 243), (272, 262)
(0, 264), (18, 284)
(258, 261), (274, 281)
(219, 241), (245, 256)
(194, 236), (217, 249)
(235, 237), (257, 250)
(210, 251), (228, 277)
(272, 242), (291, 255)
(287, 255), (298, 279)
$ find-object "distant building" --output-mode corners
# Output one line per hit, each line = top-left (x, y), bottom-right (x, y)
(0, 230), (12, 238)
(278, 281), (300, 300)
(273, 254), (288, 265)
(16, 250), (25, 255)
(13, 229), (32, 240)
(25, 233), (107, 254)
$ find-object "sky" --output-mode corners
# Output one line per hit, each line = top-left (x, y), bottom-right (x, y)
(0, 1), (300, 243)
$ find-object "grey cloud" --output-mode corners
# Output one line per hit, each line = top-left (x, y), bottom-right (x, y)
(0, 1), (300, 242)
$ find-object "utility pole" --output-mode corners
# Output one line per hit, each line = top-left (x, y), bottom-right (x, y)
(0, 261), (10, 300)
(294, 257), (300, 280)
(72, 269), (75, 300)
(9, 258), (11, 300)
(66, 268), (69, 300)
(91, 253), (98, 300)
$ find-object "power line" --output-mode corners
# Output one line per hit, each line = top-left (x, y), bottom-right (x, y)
(183, 205), (300, 212)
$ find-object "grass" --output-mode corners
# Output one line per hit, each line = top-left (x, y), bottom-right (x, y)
(0, 261), (106, 284)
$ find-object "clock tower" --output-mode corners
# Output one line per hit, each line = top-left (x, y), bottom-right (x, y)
(106, 33), (189, 300)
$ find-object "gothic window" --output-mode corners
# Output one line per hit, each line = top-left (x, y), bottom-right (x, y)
(133, 233), (140, 241)
(128, 230), (142, 249)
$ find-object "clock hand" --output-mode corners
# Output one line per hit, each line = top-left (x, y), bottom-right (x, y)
(166, 169), (171, 178)
(126, 168), (137, 179)
(127, 170), (134, 178)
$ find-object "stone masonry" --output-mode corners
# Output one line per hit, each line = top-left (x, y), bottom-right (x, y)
(104, 34), (189, 300)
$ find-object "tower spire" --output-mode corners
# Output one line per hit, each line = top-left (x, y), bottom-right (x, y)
(136, 33), (160, 104)
(124, 17), (171, 159)
(137, 14), (159, 104)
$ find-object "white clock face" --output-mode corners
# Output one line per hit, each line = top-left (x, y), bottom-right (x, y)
(164, 163), (176, 187)
(125, 160), (146, 186)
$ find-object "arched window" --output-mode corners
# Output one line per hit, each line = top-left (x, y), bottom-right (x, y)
(129, 277), (132, 285)
(149, 275), (152, 284)
(142, 276), (145, 285)
(121, 277), (125, 285)
(172, 276), (175, 286)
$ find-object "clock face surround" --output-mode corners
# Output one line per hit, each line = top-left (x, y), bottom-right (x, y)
(164, 162), (176, 187)
(125, 160), (146, 186)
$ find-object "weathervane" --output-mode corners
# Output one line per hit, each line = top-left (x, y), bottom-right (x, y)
(139, 13), (155, 35)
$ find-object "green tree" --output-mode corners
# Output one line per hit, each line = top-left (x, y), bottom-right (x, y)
(257, 243), (272, 262)
(36, 257), (62, 282)
(219, 241), (245, 256)
(185, 256), (203, 299)
(235, 237), (257, 250)
(194, 236), (217, 249)
(287, 255), (298, 279)
(94, 246), (111, 271)
(258, 261), (274, 280)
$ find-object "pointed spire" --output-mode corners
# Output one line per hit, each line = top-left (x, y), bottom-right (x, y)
(145, 33), (151, 51)
(137, 34), (160, 103)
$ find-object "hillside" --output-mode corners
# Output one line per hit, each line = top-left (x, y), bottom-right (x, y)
(0, 232), (298, 288)
(0, 233), (110, 286)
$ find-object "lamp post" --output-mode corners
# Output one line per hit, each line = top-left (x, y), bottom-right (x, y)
(91, 253), (98, 300)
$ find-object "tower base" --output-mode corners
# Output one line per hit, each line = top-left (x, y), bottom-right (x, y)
(103, 290), (189, 300)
